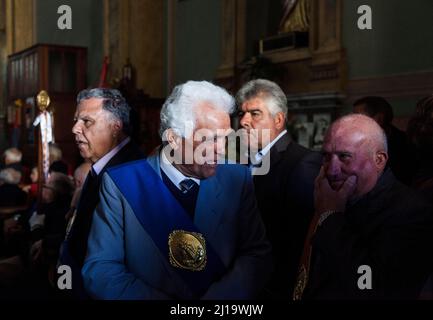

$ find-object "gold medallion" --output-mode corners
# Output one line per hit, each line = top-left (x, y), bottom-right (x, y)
(168, 230), (207, 271)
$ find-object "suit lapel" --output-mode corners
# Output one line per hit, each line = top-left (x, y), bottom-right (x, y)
(147, 154), (162, 178)
(271, 133), (291, 166)
(254, 133), (290, 183)
(194, 171), (223, 239)
(104, 140), (143, 169)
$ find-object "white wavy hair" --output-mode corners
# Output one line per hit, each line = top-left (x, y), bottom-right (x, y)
(160, 81), (235, 138)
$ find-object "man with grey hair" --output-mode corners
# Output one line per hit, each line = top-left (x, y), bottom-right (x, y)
(83, 80), (272, 299)
(294, 114), (433, 299)
(2, 148), (23, 174)
(3, 147), (22, 164)
(59, 88), (143, 298)
(236, 79), (321, 298)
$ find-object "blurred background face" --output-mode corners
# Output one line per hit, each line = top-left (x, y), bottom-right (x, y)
(42, 183), (55, 203)
(239, 96), (280, 150)
(72, 98), (119, 163)
(322, 128), (382, 198)
(73, 162), (92, 188)
(30, 167), (38, 183)
(174, 103), (231, 179)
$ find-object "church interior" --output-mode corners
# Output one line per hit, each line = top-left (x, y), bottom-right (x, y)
(1, 0), (433, 301)
(2, 0), (433, 166)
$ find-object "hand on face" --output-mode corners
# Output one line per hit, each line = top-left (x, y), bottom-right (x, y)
(314, 166), (358, 215)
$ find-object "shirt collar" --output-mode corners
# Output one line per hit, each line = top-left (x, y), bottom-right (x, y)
(254, 130), (287, 164)
(92, 137), (131, 175)
(160, 150), (201, 190)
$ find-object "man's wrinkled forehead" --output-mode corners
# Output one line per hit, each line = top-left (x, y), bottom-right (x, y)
(324, 125), (368, 151)
(241, 95), (268, 109)
(195, 103), (230, 126)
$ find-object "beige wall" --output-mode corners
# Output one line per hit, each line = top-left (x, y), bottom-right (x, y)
(5, 0), (35, 55)
(105, 0), (164, 97)
(1, 0), (35, 144)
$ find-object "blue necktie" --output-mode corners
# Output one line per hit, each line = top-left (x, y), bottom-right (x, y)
(179, 179), (198, 194)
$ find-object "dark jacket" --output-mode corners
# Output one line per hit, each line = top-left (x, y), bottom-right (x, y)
(252, 133), (322, 298)
(304, 168), (433, 299)
(63, 140), (144, 268)
(0, 184), (27, 207)
(386, 124), (412, 185)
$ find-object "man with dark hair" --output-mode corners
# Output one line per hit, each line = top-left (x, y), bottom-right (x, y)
(59, 88), (143, 298)
(353, 96), (411, 184)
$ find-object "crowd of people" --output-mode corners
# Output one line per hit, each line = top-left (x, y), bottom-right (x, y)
(0, 80), (432, 300)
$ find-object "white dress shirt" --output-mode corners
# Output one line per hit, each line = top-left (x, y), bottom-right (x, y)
(159, 150), (200, 190)
(92, 137), (131, 175)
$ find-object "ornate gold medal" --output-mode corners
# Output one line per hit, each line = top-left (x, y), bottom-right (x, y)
(168, 230), (207, 271)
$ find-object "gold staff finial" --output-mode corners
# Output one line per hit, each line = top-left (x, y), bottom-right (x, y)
(36, 90), (51, 112)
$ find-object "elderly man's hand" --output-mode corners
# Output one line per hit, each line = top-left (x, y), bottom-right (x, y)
(314, 166), (357, 215)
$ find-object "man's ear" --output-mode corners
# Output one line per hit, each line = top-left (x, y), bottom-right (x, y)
(274, 112), (286, 131)
(375, 150), (388, 170)
(111, 120), (122, 139)
(166, 129), (181, 150)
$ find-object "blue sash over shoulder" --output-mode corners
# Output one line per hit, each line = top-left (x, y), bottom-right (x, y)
(107, 159), (226, 297)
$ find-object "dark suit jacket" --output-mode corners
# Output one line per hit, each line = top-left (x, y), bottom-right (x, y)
(58, 140), (144, 301)
(0, 183), (27, 207)
(64, 140), (144, 267)
(253, 133), (322, 298)
(386, 124), (412, 185)
(304, 168), (433, 299)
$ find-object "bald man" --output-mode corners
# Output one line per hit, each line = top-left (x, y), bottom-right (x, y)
(294, 114), (433, 300)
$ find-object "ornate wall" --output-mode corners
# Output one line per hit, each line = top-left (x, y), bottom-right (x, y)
(215, 0), (346, 96)
(5, 0), (35, 55)
(104, 0), (164, 97)
(1, 0), (35, 145)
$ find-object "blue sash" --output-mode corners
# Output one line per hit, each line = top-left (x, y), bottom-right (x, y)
(107, 159), (226, 297)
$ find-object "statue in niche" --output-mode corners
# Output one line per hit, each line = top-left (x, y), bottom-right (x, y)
(278, 0), (311, 33)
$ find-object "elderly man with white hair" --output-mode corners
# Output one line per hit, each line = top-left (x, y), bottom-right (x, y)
(82, 80), (272, 300)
